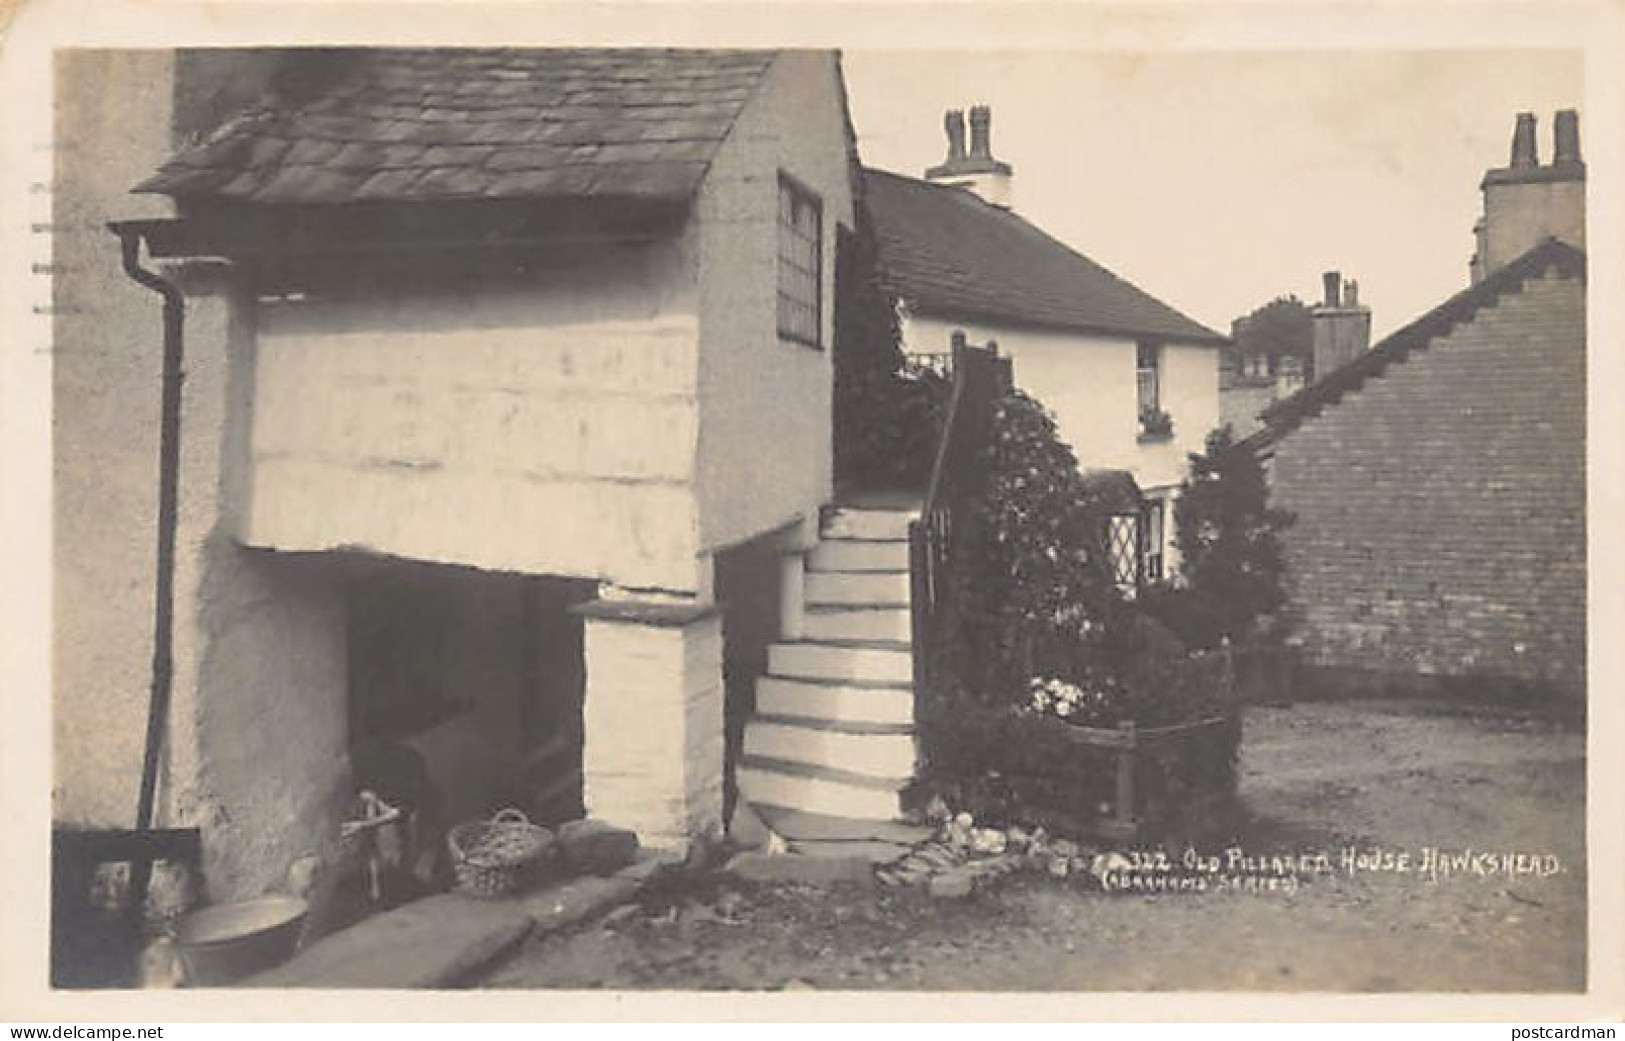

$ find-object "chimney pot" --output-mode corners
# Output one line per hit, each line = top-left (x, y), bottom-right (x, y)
(969, 105), (992, 160)
(1345, 279), (1360, 308)
(1322, 271), (1341, 308)
(944, 109), (967, 162)
(1553, 109), (1582, 165)
(1511, 112), (1539, 168)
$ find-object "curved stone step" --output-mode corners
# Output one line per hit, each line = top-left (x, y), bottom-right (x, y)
(805, 569), (911, 608)
(756, 675), (914, 727)
(821, 507), (916, 542)
(738, 757), (907, 821)
(755, 805), (932, 846)
(804, 605), (912, 643)
(809, 538), (912, 573)
(743, 718), (916, 782)
(769, 640), (912, 685)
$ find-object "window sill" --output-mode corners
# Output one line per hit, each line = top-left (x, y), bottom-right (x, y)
(778, 332), (824, 351)
(1137, 430), (1176, 445)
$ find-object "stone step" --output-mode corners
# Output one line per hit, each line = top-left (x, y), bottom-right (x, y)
(803, 605), (912, 643)
(743, 719), (916, 782)
(821, 508), (916, 543)
(769, 640), (913, 686)
(755, 805), (933, 846)
(809, 538), (912, 574)
(755, 675), (914, 728)
(785, 838), (914, 864)
(737, 757), (907, 821)
(805, 569), (911, 608)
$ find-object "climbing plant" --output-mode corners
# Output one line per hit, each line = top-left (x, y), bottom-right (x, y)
(831, 197), (945, 491)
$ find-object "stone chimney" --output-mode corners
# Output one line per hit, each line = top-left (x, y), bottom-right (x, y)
(925, 103), (1014, 209)
(1311, 269), (1372, 381)
(1470, 109), (1586, 282)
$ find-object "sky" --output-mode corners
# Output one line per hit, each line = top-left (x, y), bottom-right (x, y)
(842, 50), (1581, 340)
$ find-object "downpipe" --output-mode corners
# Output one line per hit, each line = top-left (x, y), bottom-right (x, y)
(111, 223), (186, 921)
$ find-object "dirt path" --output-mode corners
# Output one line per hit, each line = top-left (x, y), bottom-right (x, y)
(480, 700), (1586, 992)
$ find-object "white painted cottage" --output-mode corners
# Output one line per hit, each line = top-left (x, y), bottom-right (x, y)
(56, 47), (889, 915)
(865, 107), (1230, 580)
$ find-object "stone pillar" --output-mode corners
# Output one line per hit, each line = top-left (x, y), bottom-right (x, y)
(778, 553), (806, 640)
(575, 594), (725, 853)
(775, 510), (819, 640)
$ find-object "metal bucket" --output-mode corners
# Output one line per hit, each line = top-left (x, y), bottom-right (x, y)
(173, 896), (307, 986)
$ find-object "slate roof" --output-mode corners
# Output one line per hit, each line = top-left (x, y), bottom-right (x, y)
(862, 167), (1227, 346)
(136, 48), (779, 205)
(1246, 238), (1587, 452)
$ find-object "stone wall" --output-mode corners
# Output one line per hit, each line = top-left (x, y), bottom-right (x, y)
(1267, 268), (1585, 697)
(1220, 379), (1276, 439)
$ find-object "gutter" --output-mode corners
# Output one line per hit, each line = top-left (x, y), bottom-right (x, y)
(108, 220), (186, 920)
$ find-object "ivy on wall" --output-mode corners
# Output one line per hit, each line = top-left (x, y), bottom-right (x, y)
(831, 204), (945, 491)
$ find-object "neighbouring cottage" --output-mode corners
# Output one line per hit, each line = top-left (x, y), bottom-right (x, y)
(1247, 110), (1586, 701)
(1219, 274), (1373, 438)
(863, 106), (1229, 581)
(54, 47), (858, 917)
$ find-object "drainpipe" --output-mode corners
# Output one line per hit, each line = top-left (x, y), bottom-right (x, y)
(111, 223), (186, 920)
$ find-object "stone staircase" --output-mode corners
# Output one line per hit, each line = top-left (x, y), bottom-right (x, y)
(735, 502), (931, 857)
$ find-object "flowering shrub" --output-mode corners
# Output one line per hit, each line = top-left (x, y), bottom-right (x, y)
(1027, 675), (1117, 725)
(940, 390), (1117, 697)
(913, 388), (1242, 836)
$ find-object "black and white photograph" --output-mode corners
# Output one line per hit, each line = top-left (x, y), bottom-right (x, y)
(3, 0), (1622, 1021)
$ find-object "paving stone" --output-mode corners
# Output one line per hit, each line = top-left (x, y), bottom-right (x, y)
(241, 893), (531, 989)
(242, 849), (674, 989)
(520, 873), (640, 932)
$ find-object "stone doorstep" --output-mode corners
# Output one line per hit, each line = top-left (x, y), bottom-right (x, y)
(723, 848), (880, 887)
(237, 849), (680, 990)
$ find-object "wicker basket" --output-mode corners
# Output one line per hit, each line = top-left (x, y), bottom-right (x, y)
(447, 808), (554, 898)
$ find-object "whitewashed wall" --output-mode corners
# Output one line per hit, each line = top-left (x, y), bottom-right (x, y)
(692, 50), (853, 553)
(246, 242), (707, 593)
(53, 51), (181, 829)
(901, 315), (1220, 492)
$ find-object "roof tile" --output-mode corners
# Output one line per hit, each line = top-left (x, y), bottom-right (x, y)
(136, 47), (780, 206)
(863, 167), (1226, 346)
(486, 166), (599, 198)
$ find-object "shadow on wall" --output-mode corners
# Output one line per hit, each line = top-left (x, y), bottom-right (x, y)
(715, 533), (785, 823)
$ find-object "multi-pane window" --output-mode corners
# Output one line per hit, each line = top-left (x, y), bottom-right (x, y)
(777, 175), (822, 346)
(1136, 340), (1162, 414)
(1140, 499), (1165, 585)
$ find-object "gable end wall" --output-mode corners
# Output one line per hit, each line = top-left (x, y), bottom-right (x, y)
(1268, 269), (1585, 697)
